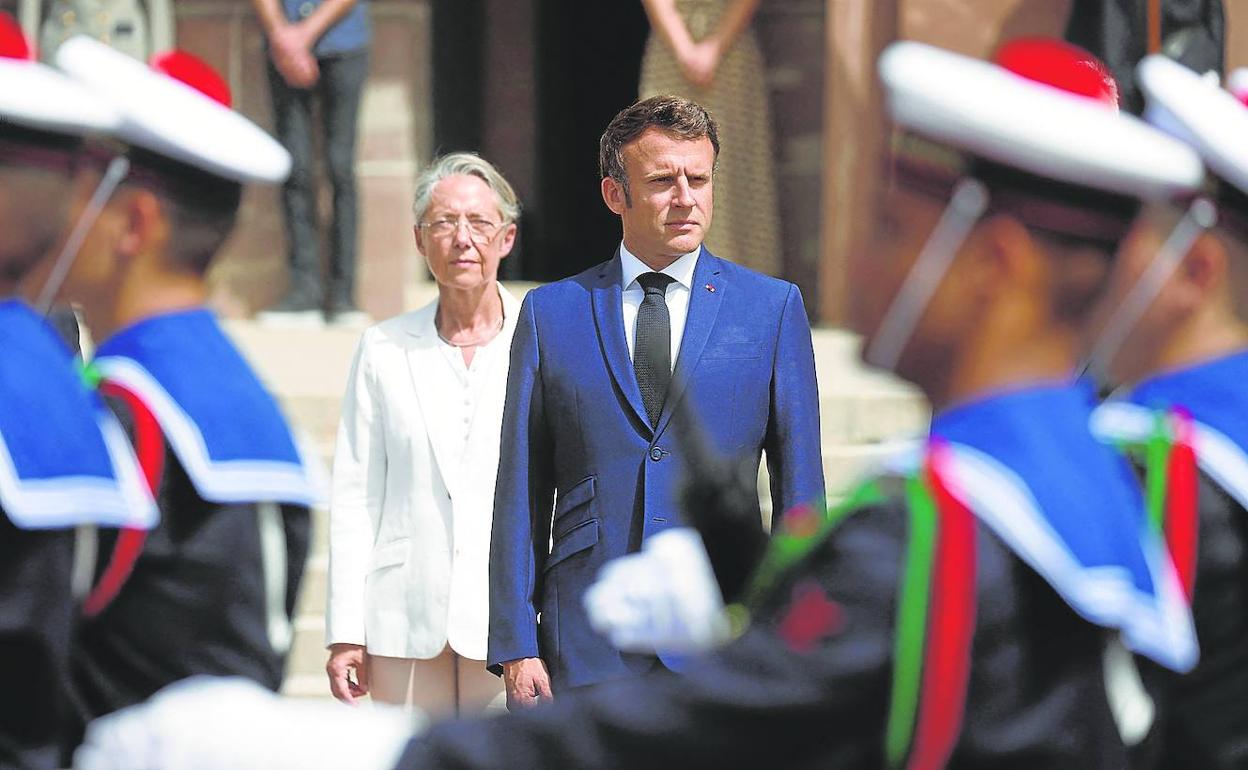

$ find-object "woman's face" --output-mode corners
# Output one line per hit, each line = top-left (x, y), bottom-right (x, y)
(414, 174), (515, 292)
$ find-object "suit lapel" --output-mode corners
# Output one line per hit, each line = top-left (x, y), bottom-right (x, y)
(591, 252), (650, 432)
(656, 249), (725, 438)
(404, 302), (461, 492)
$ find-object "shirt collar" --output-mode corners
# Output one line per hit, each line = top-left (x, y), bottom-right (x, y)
(619, 242), (700, 291)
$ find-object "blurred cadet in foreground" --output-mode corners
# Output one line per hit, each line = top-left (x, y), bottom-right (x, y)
(22, 36), (322, 747)
(1086, 56), (1248, 769)
(0, 15), (156, 770)
(1065, 0), (1224, 114)
(71, 38), (1203, 770)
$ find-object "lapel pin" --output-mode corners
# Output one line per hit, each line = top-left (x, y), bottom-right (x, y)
(704, 283), (716, 293)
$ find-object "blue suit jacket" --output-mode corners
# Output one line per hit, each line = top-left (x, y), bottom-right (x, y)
(487, 249), (825, 689)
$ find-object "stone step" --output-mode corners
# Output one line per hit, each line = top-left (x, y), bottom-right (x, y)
(280, 672), (334, 701)
(296, 553), (329, 618)
(225, 312), (929, 450)
(309, 505), (329, 558)
(287, 615), (330, 683)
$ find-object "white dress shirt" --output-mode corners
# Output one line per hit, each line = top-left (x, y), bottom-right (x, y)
(620, 243), (700, 371)
(435, 330), (508, 469)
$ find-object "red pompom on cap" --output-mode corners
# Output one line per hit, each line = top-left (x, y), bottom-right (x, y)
(149, 50), (232, 108)
(995, 38), (1120, 110)
(0, 12), (33, 61)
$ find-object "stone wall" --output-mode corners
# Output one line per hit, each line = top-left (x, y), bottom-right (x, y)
(9, 0), (1248, 323)
(757, 0), (826, 313)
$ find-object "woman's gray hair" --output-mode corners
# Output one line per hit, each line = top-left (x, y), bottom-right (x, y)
(411, 152), (521, 224)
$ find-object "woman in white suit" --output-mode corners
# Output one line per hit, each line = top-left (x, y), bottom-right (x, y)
(324, 153), (519, 716)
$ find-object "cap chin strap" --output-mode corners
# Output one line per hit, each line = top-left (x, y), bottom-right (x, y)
(35, 155), (131, 316)
(1081, 198), (1218, 381)
(865, 178), (990, 373)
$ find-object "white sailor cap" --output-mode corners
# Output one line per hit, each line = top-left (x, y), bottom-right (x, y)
(54, 35), (290, 184)
(1227, 68), (1248, 103)
(879, 39), (1204, 240)
(1140, 55), (1248, 205)
(0, 14), (120, 139)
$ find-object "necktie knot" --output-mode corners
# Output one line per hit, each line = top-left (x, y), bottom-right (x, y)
(638, 272), (674, 297)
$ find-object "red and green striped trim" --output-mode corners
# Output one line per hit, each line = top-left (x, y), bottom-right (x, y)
(82, 380), (163, 618)
(742, 480), (884, 609)
(885, 441), (978, 770)
(1143, 408), (1198, 600)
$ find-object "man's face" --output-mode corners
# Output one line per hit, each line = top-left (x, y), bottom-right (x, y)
(25, 164), (126, 311)
(1085, 203), (1188, 384)
(0, 157), (74, 291)
(602, 128), (715, 265)
(850, 180), (982, 386)
(414, 174), (515, 291)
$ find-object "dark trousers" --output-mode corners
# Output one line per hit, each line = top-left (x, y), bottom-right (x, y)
(266, 48), (369, 307)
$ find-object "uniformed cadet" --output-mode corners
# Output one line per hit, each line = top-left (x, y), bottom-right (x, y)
(65, 37), (1206, 770)
(0, 17), (155, 770)
(1086, 55), (1248, 769)
(29, 36), (321, 745)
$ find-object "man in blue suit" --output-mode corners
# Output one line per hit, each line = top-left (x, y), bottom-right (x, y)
(489, 95), (825, 709)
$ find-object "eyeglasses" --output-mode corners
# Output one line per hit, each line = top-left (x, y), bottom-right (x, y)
(418, 215), (503, 243)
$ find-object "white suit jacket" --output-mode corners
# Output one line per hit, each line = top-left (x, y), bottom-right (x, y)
(325, 286), (520, 660)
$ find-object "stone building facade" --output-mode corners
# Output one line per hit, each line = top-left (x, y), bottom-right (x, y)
(5, 0), (1248, 323)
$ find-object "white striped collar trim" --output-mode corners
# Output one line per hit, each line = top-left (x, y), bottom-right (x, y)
(0, 408), (157, 530)
(1091, 400), (1248, 515)
(886, 439), (1197, 673)
(94, 356), (324, 507)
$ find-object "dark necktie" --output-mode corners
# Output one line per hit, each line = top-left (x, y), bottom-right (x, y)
(634, 272), (675, 428)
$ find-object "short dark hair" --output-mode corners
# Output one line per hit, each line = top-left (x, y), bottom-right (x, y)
(125, 149), (243, 275)
(598, 95), (720, 204)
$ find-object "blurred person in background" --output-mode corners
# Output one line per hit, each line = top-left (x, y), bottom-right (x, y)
(35, 37), (318, 748)
(253, 0), (370, 326)
(324, 152), (517, 717)
(1065, 0), (1223, 114)
(18, 0), (174, 63)
(640, 0), (781, 276)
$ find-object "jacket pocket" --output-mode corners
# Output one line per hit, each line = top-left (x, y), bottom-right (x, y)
(543, 519), (599, 573)
(368, 538), (409, 572)
(552, 475), (596, 541)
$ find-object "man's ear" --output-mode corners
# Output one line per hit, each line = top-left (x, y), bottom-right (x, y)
(1173, 230), (1227, 310)
(601, 176), (627, 216)
(116, 189), (165, 261)
(971, 213), (1035, 296)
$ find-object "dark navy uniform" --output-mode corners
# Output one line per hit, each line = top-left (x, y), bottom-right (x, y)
(397, 384), (1194, 770)
(0, 300), (154, 770)
(1094, 350), (1248, 768)
(70, 309), (317, 733)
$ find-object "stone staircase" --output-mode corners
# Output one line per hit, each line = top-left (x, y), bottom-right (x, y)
(220, 283), (930, 700)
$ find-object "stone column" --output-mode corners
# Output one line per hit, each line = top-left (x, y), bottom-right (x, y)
(818, 0), (1074, 327)
(819, 0), (898, 327)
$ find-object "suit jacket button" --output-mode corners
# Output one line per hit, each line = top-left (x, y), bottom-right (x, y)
(649, 447), (663, 462)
